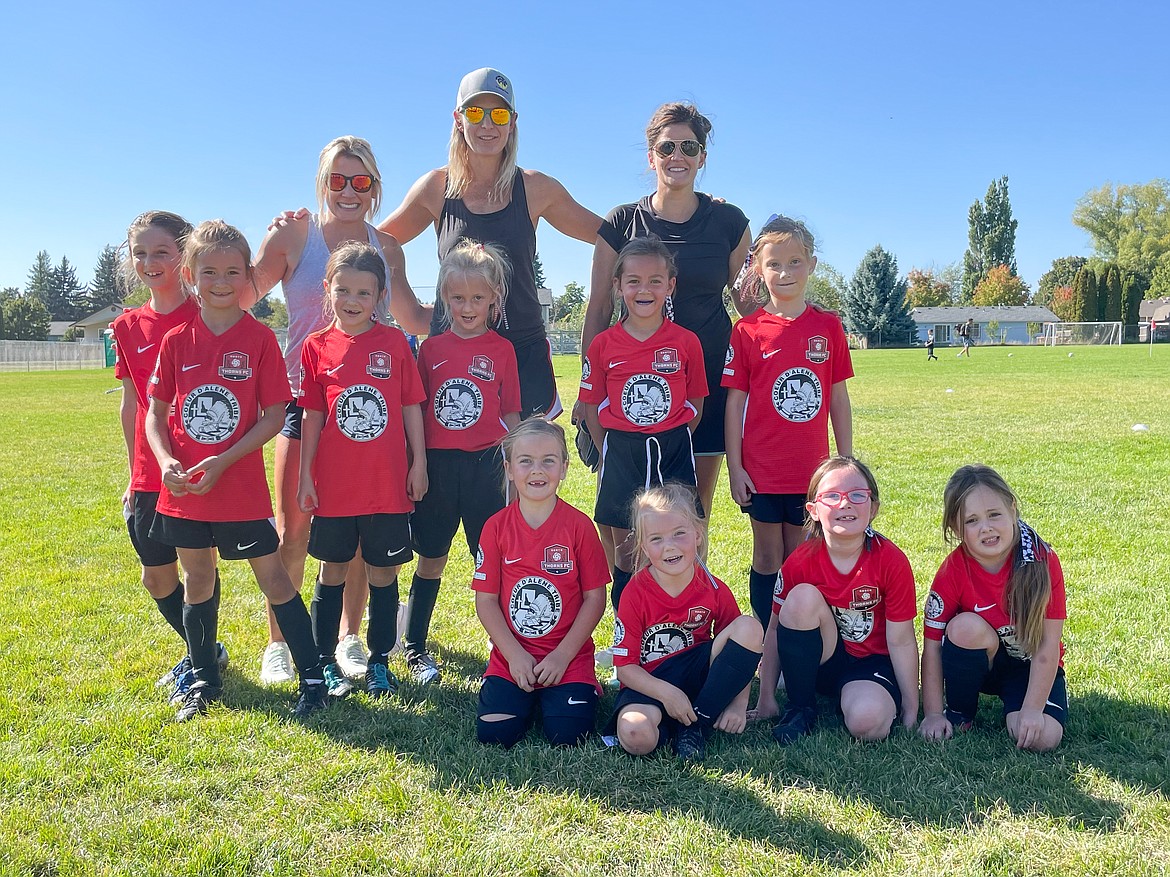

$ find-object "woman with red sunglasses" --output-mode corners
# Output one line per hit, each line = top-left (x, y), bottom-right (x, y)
(245, 135), (432, 692)
(580, 103), (754, 593)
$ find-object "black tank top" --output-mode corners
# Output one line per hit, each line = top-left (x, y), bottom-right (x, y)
(435, 169), (543, 346)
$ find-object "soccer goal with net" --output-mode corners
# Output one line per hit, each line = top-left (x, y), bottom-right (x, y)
(1040, 321), (1122, 346)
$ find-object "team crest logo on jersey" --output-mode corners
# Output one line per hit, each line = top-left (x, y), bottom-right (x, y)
(773, 572), (784, 598)
(996, 625), (1029, 660)
(831, 606), (874, 643)
(683, 606), (711, 630)
(725, 344), (734, 366)
(850, 585), (880, 611)
(621, 374), (671, 426)
(641, 623), (692, 663)
(924, 591), (944, 621)
(509, 576), (562, 639)
(611, 618), (626, 656)
(468, 355), (495, 381)
(653, 347), (680, 374)
(435, 378), (484, 430)
(218, 352), (252, 381)
(580, 357), (592, 385)
(541, 544), (573, 575)
(772, 367), (822, 423)
(473, 546), (486, 581)
(182, 385), (241, 444)
(805, 335), (829, 364)
(335, 385), (388, 442)
(366, 352), (392, 380)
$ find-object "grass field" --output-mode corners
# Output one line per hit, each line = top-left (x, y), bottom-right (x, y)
(1, 345), (1168, 876)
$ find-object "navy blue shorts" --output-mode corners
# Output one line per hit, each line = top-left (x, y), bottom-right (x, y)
(816, 641), (902, 714)
(741, 492), (806, 526)
(595, 425), (698, 529)
(411, 446), (505, 559)
(150, 514), (279, 561)
(604, 640), (713, 741)
(126, 491), (178, 567)
(280, 401), (303, 440)
(983, 646), (1069, 726)
(478, 675), (598, 723)
(308, 513), (412, 567)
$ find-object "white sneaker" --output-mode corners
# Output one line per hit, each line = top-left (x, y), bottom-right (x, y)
(594, 647), (614, 668)
(259, 641), (295, 686)
(335, 634), (369, 679)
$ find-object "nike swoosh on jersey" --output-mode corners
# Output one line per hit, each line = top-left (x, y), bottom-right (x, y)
(567, 697), (588, 705)
(608, 360), (626, 368)
(325, 364), (345, 376)
(387, 546), (408, 558)
(182, 364), (201, 372)
(974, 603), (996, 613)
(137, 344), (155, 354)
(504, 557), (522, 564)
(431, 360), (448, 369)
(237, 541), (258, 551)
(762, 349), (781, 359)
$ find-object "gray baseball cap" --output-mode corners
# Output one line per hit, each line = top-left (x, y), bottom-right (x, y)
(456, 67), (516, 112)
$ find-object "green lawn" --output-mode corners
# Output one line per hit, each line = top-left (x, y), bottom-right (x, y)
(1, 345), (1168, 876)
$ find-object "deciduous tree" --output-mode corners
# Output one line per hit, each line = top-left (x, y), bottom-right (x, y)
(1036, 256), (1088, 309)
(3, 296), (51, 340)
(972, 265), (1030, 307)
(962, 177), (1018, 303)
(552, 281), (585, 325)
(1072, 180), (1170, 279)
(805, 262), (847, 311)
(905, 268), (954, 308)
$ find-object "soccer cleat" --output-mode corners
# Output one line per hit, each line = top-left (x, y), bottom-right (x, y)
(335, 634), (369, 679)
(772, 705), (816, 745)
(157, 642), (228, 688)
(323, 663), (355, 699)
(175, 680), (220, 723)
(674, 725), (706, 762)
(365, 662), (399, 699)
(945, 708), (974, 733)
(168, 667), (196, 706)
(216, 641), (229, 672)
(291, 681), (330, 719)
(259, 641), (295, 686)
(406, 650), (441, 687)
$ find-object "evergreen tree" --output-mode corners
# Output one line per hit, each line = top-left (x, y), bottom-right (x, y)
(1121, 270), (1149, 334)
(250, 295), (274, 321)
(25, 250), (54, 313)
(842, 246), (916, 347)
(1103, 264), (1123, 322)
(961, 177), (1018, 303)
(53, 256), (88, 321)
(3, 296), (51, 340)
(533, 252), (547, 288)
(1070, 267), (1097, 322)
(87, 245), (124, 311)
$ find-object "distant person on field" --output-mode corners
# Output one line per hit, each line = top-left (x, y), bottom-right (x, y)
(956, 319), (973, 357)
(926, 329), (938, 360)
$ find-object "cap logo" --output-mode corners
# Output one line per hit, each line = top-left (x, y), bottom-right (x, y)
(496, 75), (509, 90)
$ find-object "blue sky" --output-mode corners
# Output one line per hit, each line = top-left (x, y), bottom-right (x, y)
(2, 1), (1166, 304)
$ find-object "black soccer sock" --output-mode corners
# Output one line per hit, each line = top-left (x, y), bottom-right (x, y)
(611, 567), (633, 612)
(212, 568), (221, 612)
(183, 596), (221, 688)
(367, 577), (400, 665)
(271, 595), (323, 684)
(941, 638), (990, 722)
(404, 574), (441, 655)
(776, 625), (823, 711)
(154, 582), (187, 641)
(748, 568), (779, 627)
(310, 579), (345, 664)
(693, 640), (762, 728)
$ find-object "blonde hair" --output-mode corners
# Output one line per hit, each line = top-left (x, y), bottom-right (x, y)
(181, 220), (253, 286)
(436, 239), (510, 331)
(499, 418), (568, 494)
(631, 483), (704, 571)
(942, 464), (1051, 657)
(745, 215), (817, 303)
(315, 136), (383, 222)
(323, 242), (387, 323)
(804, 455), (880, 541)
(446, 101), (519, 204)
(123, 210), (194, 293)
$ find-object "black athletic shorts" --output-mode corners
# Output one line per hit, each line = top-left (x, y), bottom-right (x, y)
(411, 446), (505, 559)
(595, 425), (698, 529)
(741, 492), (806, 526)
(478, 675), (598, 723)
(513, 336), (561, 420)
(280, 401), (303, 440)
(150, 514), (279, 561)
(604, 640), (712, 741)
(816, 636), (902, 713)
(982, 646), (1069, 726)
(308, 513), (412, 567)
(126, 491), (178, 567)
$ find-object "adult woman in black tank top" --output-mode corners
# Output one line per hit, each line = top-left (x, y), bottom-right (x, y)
(377, 67), (601, 420)
(580, 102), (754, 539)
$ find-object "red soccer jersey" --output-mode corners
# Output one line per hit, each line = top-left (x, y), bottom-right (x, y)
(298, 324), (425, 517)
(773, 532), (917, 659)
(578, 320), (708, 434)
(472, 498), (610, 692)
(923, 543), (1066, 663)
(613, 564), (742, 675)
(417, 330), (521, 451)
(148, 313), (292, 522)
(722, 307), (854, 494)
(112, 297), (200, 492)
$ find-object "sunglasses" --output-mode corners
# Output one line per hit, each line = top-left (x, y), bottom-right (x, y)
(462, 106), (512, 126)
(815, 489), (873, 507)
(328, 173), (375, 193)
(653, 139), (704, 158)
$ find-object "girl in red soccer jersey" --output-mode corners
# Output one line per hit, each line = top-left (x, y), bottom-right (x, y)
(919, 465), (1067, 751)
(145, 220), (327, 722)
(608, 483), (763, 761)
(112, 211), (229, 700)
(297, 242), (428, 701)
(408, 240), (522, 687)
(765, 456), (919, 745)
(722, 215), (854, 720)
(472, 419), (610, 747)
(578, 236), (708, 609)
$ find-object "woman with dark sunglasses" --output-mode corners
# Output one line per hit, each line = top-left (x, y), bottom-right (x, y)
(245, 136), (432, 692)
(580, 103), (754, 576)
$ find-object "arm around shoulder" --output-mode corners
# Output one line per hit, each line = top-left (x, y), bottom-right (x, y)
(377, 169), (445, 243)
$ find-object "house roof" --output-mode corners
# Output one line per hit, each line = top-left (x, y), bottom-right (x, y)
(70, 304), (126, 328)
(910, 305), (1059, 323)
(48, 321), (72, 336)
(1139, 298), (1170, 322)
(537, 286), (553, 307)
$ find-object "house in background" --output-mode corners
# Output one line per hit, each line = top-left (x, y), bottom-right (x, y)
(67, 304), (126, 342)
(538, 286), (553, 327)
(909, 305), (1059, 345)
(48, 321), (73, 341)
(1138, 298), (1170, 342)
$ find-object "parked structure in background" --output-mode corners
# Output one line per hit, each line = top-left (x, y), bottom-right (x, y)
(909, 306), (1059, 346)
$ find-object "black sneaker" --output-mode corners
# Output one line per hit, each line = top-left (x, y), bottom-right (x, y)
(772, 705), (816, 745)
(366, 662), (399, 699)
(674, 725), (707, 762)
(944, 708), (974, 732)
(291, 681), (329, 719)
(175, 680), (221, 723)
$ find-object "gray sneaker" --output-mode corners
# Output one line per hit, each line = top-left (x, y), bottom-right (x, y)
(407, 651), (441, 687)
(323, 662), (355, 699)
